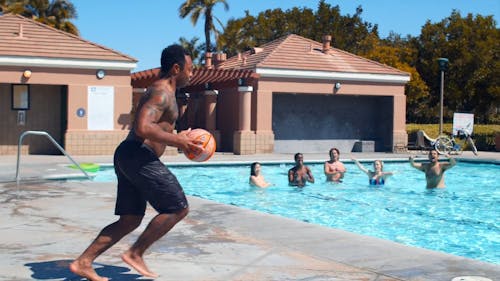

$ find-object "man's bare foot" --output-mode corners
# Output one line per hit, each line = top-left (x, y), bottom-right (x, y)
(69, 259), (109, 281)
(121, 251), (158, 278)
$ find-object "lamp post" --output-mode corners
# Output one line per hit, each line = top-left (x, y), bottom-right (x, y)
(437, 58), (449, 135)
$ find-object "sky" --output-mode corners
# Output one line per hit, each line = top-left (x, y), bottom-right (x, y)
(72, 0), (499, 72)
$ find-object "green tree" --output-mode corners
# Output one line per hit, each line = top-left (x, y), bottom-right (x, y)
(362, 33), (433, 123)
(252, 8), (290, 43)
(218, 1), (378, 56)
(335, 5), (379, 54)
(178, 36), (204, 66)
(217, 11), (256, 56)
(285, 6), (315, 38)
(2, 0), (78, 35)
(312, 0), (341, 42)
(179, 0), (229, 54)
(417, 11), (499, 124)
(0, 0), (7, 12)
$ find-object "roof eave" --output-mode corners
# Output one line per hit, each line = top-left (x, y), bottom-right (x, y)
(0, 56), (137, 70)
(256, 68), (410, 84)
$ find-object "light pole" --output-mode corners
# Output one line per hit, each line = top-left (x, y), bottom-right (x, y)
(437, 58), (449, 135)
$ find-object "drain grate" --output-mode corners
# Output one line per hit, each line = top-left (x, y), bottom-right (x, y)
(451, 277), (493, 281)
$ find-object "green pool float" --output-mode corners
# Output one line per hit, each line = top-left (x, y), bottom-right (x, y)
(69, 163), (100, 173)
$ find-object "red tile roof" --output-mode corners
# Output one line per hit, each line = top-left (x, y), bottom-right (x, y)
(218, 34), (408, 76)
(131, 67), (258, 89)
(0, 14), (136, 63)
(131, 34), (409, 88)
(131, 67), (161, 83)
(189, 68), (258, 85)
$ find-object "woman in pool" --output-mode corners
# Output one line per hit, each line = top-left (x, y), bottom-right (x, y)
(249, 162), (272, 188)
(351, 158), (393, 185)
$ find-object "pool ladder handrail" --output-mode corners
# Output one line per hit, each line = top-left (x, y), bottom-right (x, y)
(16, 130), (92, 184)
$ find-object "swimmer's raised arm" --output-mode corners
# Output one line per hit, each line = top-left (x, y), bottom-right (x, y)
(409, 156), (424, 171)
(352, 158), (369, 175)
(442, 155), (457, 171)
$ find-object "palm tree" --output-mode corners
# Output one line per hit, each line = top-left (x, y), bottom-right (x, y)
(179, 36), (203, 66)
(179, 0), (229, 54)
(0, 0), (8, 13)
(2, 0), (78, 35)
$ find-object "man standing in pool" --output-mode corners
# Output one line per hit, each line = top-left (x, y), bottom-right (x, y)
(409, 149), (456, 188)
(288, 153), (315, 187)
(324, 148), (346, 182)
(70, 45), (202, 280)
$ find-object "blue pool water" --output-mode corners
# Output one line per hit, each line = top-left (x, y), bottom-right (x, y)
(90, 161), (499, 264)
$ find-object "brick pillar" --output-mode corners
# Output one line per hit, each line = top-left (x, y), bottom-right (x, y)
(254, 90), (274, 153)
(233, 86), (255, 155)
(392, 94), (408, 152)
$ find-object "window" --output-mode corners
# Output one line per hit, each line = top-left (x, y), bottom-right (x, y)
(11, 84), (30, 110)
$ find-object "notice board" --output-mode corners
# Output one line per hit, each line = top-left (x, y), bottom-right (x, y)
(88, 86), (114, 130)
(452, 112), (474, 135)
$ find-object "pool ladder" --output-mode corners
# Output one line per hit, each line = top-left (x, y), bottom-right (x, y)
(16, 130), (92, 184)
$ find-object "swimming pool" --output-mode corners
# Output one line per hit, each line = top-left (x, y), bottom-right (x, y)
(90, 161), (499, 264)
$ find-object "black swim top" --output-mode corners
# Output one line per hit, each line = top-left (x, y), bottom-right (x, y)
(369, 178), (385, 185)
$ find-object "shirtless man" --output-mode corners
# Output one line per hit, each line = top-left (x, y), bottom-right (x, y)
(409, 149), (456, 188)
(324, 148), (346, 182)
(69, 45), (202, 281)
(288, 153), (315, 187)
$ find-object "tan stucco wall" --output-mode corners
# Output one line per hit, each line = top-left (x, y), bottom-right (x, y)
(250, 85), (274, 153)
(257, 78), (406, 95)
(0, 65), (133, 155)
(257, 78), (407, 152)
(66, 84), (132, 131)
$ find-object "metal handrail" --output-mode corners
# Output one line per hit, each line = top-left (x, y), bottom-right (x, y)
(16, 130), (92, 184)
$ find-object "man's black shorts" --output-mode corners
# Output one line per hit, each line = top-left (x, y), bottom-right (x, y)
(113, 140), (188, 215)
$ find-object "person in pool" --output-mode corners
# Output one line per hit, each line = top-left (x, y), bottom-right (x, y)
(324, 148), (346, 182)
(288, 153), (314, 187)
(249, 162), (272, 188)
(409, 149), (456, 188)
(352, 158), (393, 185)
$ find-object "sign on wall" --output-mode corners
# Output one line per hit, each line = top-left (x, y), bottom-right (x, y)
(88, 86), (114, 130)
(452, 112), (474, 136)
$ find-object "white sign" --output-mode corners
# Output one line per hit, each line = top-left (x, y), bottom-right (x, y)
(88, 86), (114, 130)
(452, 112), (474, 136)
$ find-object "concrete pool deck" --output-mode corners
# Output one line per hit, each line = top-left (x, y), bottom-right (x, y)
(0, 151), (499, 280)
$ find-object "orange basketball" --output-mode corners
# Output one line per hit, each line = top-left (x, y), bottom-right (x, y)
(183, 128), (216, 162)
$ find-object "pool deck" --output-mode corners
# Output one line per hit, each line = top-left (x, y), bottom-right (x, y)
(0, 151), (499, 281)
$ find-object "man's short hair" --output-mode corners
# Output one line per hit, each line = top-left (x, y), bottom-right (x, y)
(329, 148), (340, 157)
(160, 44), (189, 74)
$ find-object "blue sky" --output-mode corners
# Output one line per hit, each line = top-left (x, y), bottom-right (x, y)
(73, 0), (499, 72)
